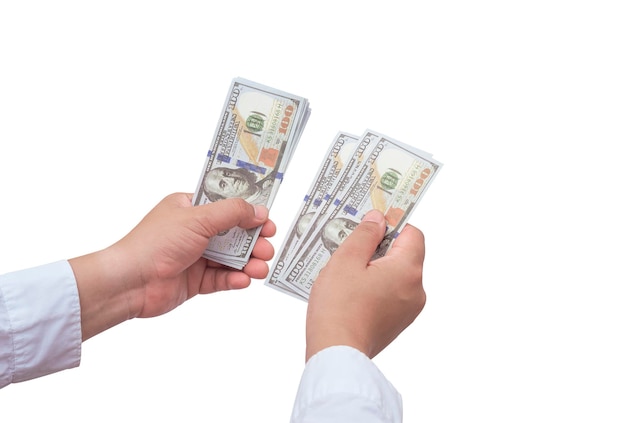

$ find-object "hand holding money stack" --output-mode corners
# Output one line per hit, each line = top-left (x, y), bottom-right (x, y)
(265, 130), (443, 301)
(192, 78), (311, 269)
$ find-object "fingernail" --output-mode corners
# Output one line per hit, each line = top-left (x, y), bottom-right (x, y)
(361, 209), (384, 224)
(254, 204), (269, 220)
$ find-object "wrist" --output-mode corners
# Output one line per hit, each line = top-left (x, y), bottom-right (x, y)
(69, 244), (144, 340)
(305, 323), (370, 362)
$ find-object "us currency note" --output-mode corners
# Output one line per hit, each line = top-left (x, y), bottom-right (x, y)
(192, 77), (310, 269)
(281, 133), (442, 298)
(265, 131), (360, 299)
(277, 130), (382, 273)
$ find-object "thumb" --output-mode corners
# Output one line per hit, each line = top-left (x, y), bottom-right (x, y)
(192, 198), (269, 237)
(332, 210), (387, 266)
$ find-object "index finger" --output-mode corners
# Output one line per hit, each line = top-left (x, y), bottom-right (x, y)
(384, 224), (426, 264)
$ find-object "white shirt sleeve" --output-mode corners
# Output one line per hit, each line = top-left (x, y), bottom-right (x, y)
(0, 260), (82, 389)
(290, 345), (403, 423)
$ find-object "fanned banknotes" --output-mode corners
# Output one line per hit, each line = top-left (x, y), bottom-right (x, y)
(266, 131), (361, 300)
(265, 130), (442, 300)
(192, 78), (311, 269)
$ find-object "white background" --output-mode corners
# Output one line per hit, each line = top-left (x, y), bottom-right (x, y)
(1, 1), (625, 421)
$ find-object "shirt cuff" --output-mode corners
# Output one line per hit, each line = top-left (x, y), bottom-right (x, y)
(0, 260), (82, 388)
(290, 345), (403, 423)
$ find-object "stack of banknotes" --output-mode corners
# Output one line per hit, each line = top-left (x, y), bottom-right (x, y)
(265, 130), (443, 301)
(192, 78), (442, 301)
(192, 77), (311, 269)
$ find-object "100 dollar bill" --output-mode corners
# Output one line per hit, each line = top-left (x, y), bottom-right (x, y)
(279, 130), (382, 272)
(281, 132), (442, 297)
(192, 77), (310, 269)
(266, 131), (360, 298)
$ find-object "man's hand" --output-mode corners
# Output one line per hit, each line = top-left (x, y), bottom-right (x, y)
(305, 209), (426, 361)
(70, 193), (276, 340)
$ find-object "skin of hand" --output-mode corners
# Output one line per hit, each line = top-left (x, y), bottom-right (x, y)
(69, 193), (276, 341)
(305, 209), (426, 361)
